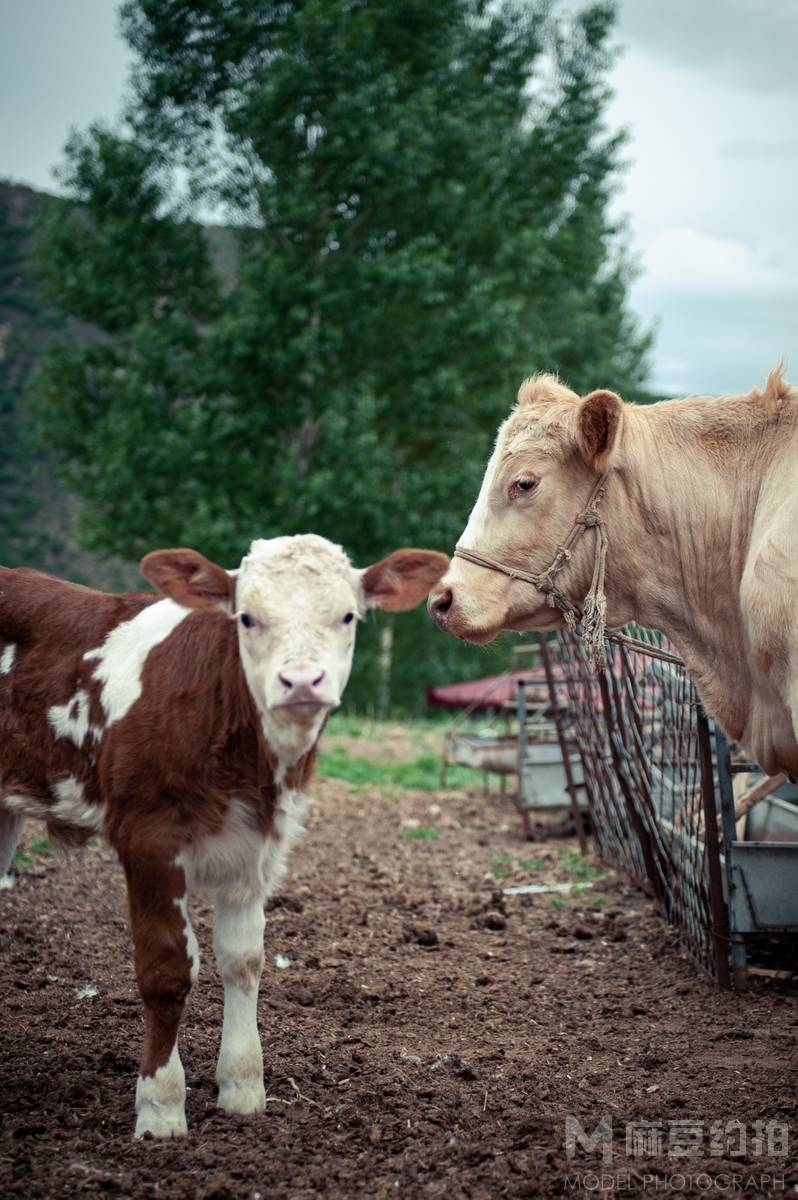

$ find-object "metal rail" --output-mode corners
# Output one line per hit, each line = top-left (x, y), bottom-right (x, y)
(548, 627), (734, 985)
(548, 625), (798, 987)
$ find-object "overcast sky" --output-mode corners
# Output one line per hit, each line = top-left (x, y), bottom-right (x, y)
(1, 0), (796, 396)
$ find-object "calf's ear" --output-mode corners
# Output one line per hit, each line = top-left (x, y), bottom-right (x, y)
(362, 549), (449, 612)
(140, 548), (234, 612)
(576, 389), (624, 470)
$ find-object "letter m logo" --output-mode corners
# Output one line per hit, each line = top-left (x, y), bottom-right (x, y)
(565, 1115), (614, 1165)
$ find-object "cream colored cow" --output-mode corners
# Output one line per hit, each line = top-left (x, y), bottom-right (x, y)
(429, 367), (798, 778)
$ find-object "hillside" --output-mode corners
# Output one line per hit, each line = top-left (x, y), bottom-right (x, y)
(0, 182), (135, 587)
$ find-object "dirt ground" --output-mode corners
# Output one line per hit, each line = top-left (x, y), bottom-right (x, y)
(1, 778), (796, 1199)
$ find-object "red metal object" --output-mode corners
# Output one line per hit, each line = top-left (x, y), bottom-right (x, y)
(427, 668), (554, 712)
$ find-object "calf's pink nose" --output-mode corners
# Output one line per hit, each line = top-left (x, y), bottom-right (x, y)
(277, 665), (326, 703)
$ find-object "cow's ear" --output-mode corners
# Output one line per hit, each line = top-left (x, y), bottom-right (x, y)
(576, 389), (624, 470)
(140, 548), (234, 612)
(361, 549), (449, 612)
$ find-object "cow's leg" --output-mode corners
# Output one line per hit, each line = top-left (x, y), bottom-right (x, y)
(213, 894), (266, 1114)
(0, 809), (24, 885)
(123, 852), (198, 1138)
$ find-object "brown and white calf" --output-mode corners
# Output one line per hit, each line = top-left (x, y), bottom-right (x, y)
(0, 535), (447, 1137)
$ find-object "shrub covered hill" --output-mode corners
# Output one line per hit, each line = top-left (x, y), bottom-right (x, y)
(0, 181), (131, 587)
(0, 182), (234, 591)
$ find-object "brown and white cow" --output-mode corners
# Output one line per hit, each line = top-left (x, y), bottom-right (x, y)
(429, 367), (798, 779)
(0, 534), (447, 1137)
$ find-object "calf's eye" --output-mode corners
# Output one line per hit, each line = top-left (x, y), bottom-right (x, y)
(239, 613), (254, 629)
(342, 612), (355, 625)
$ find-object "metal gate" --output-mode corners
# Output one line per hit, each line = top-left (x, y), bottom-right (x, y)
(548, 625), (798, 987)
(548, 626), (732, 984)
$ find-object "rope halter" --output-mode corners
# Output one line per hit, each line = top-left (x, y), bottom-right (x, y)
(453, 471), (610, 668)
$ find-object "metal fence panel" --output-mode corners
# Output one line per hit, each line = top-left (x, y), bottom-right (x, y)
(552, 626), (730, 985)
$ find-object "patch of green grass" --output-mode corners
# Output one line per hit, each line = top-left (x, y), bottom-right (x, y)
(403, 826), (439, 840)
(490, 853), (546, 879)
(590, 895), (608, 907)
(550, 897), (566, 909)
(491, 853), (512, 879)
(13, 836), (57, 868)
(324, 713), (368, 739)
(517, 856), (546, 873)
(559, 849), (606, 883)
(317, 746), (473, 791)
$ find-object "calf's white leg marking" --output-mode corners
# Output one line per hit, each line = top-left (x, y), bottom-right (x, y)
(213, 896), (267, 1115)
(179, 790), (311, 1119)
(0, 643), (16, 674)
(174, 894), (200, 986)
(85, 599), (189, 725)
(0, 807), (24, 887)
(134, 1043), (187, 1139)
(262, 787), (309, 898)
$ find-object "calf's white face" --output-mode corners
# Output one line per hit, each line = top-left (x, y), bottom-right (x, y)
(233, 536), (370, 721)
(141, 535), (448, 764)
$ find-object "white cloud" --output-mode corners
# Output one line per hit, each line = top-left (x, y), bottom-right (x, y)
(637, 227), (798, 298)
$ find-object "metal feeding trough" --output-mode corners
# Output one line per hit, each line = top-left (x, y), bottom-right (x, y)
(445, 733), (518, 777)
(716, 736), (798, 983)
(446, 731), (583, 810)
(440, 646), (587, 839)
(744, 783), (798, 842)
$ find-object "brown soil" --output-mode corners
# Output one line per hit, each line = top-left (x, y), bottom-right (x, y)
(1, 781), (796, 1199)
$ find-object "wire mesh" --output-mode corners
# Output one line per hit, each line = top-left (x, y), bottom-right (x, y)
(552, 625), (728, 983)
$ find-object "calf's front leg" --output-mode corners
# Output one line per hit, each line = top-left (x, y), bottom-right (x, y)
(0, 809), (24, 884)
(123, 851), (198, 1138)
(213, 894), (266, 1114)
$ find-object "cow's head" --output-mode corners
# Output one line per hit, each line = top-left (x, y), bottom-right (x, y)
(429, 374), (624, 643)
(142, 536), (448, 762)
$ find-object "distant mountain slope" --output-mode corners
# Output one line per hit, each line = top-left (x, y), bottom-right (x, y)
(0, 181), (136, 586)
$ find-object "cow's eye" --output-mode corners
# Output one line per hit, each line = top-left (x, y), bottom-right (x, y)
(510, 477), (539, 499)
(342, 612), (355, 625)
(239, 613), (254, 629)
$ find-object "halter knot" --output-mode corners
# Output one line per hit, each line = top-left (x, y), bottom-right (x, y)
(453, 471), (610, 669)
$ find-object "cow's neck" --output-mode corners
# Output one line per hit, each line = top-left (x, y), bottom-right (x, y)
(257, 711), (323, 781)
(602, 394), (777, 741)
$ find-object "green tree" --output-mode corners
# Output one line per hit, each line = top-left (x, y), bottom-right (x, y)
(30, 0), (651, 710)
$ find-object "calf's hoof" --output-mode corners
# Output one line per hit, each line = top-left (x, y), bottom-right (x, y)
(217, 1077), (267, 1115)
(135, 1053), (187, 1138)
(134, 1105), (188, 1139)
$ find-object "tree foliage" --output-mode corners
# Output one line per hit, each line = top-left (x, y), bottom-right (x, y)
(30, 0), (651, 709)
